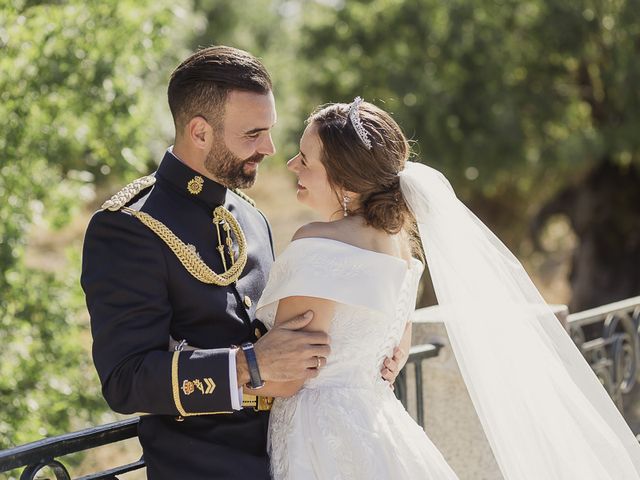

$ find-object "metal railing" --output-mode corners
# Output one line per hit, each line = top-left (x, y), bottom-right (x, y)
(394, 343), (443, 427)
(0, 418), (142, 480)
(567, 296), (640, 411)
(3, 295), (639, 479)
(0, 344), (441, 479)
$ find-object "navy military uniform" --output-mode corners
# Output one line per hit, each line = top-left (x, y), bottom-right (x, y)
(81, 150), (274, 479)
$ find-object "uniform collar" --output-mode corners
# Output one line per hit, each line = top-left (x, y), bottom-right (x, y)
(156, 149), (227, 208)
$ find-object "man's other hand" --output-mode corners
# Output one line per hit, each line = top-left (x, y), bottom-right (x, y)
(253, 311), (331, 382)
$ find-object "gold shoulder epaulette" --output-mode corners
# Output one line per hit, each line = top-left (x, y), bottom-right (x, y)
(231, 189), (256, 207)
(101, 175), (156, 211)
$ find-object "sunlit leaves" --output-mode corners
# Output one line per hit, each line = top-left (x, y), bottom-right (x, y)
(0, 0), (195, 449)
(301, 0), (638, 175)
(298, 0), (640, 238)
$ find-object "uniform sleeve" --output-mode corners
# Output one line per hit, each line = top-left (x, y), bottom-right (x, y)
(81, 210), (234, 416)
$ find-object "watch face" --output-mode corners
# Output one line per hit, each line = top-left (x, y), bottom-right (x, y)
(241, 342), (253, 350)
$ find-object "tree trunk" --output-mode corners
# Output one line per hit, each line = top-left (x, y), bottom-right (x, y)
(532, 160), (640, 312)
(417, 263), (437, 308)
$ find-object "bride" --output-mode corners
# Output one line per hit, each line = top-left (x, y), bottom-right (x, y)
(247, 97), (640, 479)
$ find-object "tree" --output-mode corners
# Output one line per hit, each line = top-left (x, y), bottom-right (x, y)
(189, 0), (306, 155)
(297, 0), (640, 309)
(0, 0), (196, 448)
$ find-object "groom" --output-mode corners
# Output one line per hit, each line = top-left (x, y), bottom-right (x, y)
(81, 46), (404, 479)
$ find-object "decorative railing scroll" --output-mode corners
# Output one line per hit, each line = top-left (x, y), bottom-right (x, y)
(567, 296), (640, 411)
(3, 296), (639, 478)
(0, 418), (142, 479)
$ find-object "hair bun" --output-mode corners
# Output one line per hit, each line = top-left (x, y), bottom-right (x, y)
(362, 179), (408, 234)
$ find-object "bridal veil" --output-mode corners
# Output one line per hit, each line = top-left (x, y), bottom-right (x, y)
(399, 161), (640, 479)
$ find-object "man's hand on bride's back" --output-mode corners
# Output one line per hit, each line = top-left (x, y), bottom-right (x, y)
(381, 347), (407, 388)
(255, 311), (331, 382)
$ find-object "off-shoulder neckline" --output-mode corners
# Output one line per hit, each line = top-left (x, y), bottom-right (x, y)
(289, 236), (422, 271)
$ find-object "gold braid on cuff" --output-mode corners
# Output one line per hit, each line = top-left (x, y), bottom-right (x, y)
(122, 205), (247, 286)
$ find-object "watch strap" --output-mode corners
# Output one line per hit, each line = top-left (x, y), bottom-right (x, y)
(241, 342), (264, 389)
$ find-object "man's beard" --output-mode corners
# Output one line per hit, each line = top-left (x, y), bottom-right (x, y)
(204, 141), (264, 190)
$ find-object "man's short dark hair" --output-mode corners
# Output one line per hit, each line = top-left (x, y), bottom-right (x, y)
(168, 46), (272, 132)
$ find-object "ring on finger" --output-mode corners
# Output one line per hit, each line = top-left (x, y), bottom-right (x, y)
(316, 356), (322, 369)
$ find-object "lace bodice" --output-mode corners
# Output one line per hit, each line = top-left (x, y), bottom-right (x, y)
(255, 238), (460, 480)
(256, 237), (424, 389)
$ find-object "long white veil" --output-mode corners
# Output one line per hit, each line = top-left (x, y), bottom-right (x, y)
(399, 161), (640, 479)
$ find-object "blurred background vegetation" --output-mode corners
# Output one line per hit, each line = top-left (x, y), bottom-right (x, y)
(1, 0), (639, 469)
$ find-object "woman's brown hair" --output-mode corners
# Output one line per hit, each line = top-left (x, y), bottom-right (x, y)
(308, 100), (424, 260)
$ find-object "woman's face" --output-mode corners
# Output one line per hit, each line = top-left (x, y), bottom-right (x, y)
(287, 122), (341, 220)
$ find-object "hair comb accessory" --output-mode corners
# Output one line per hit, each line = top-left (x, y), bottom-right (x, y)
(348, 96), (373, 150)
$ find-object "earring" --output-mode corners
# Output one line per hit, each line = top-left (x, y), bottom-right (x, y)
(342, 195), (350, 217)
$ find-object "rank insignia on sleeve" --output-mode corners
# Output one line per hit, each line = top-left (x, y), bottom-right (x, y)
(204, 378), (215, 394)
(181, 380), (195, 396)
(181, 378), (215, 396)
(193, 379), (205, 394)
(171, 352), (230, 416)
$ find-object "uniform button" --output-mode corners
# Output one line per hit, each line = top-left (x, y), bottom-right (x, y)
(254, 328), (262, 339)
(243, 295), (252, 308)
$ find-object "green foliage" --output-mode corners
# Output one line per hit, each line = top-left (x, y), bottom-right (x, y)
(1, 0), (638, 456)
(189, 0), (306, 161)
(1, 0), (190, 181)
(298, 0), (640, 210)
(0, 259), (104, 449)
(0, 0), (196, 448)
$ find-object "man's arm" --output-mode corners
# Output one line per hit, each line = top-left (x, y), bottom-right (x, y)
(82, 211), (234, 415)
(238, 306), (409, 398)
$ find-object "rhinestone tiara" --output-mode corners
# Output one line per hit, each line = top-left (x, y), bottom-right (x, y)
(347, 96), (372, 150)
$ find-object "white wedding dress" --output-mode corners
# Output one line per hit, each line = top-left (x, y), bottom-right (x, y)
(256, 237), (459, 480)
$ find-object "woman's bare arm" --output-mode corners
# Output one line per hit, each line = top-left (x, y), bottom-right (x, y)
(244, 295), (336, 397)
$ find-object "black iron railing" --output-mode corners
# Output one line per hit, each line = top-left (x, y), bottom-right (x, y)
(394, 343), (443, 427)
(0, 418), (142, 479)
(0, 343), (441, 479)
(5, 295), (639, 479)
(567, 296), (640, 411)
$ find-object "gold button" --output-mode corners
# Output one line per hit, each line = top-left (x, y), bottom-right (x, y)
(254, 328), (262, 339)
(243, 295), (252, 308)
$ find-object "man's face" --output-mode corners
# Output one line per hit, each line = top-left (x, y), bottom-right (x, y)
(205, 90), (277, 189)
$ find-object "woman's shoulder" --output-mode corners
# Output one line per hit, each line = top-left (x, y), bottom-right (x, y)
(291, 221), (337, 242)
(292, 219), (412, 264)
(291, 218), (370, 245)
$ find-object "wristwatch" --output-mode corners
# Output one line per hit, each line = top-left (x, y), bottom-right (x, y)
(241, 342), (265, 389)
